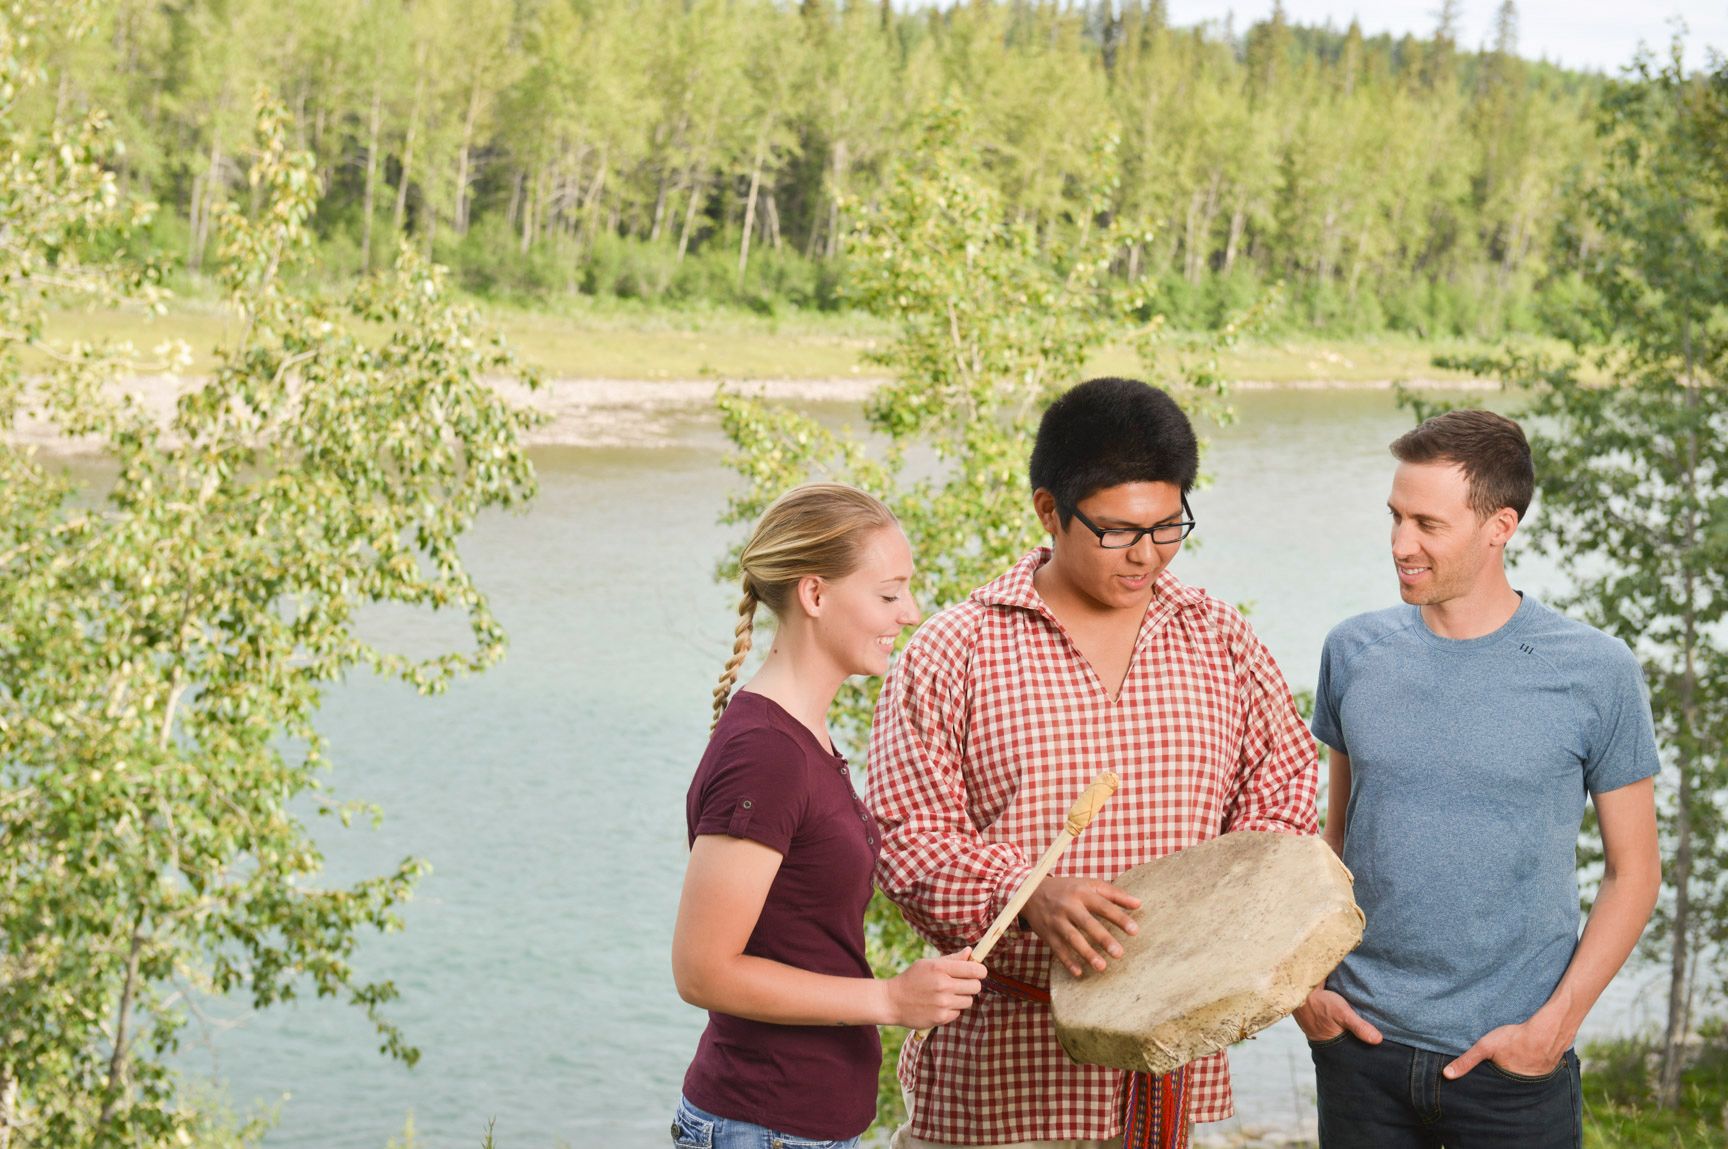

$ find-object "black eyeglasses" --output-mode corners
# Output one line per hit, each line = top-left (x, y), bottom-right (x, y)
(1066, 496), (1196, 548)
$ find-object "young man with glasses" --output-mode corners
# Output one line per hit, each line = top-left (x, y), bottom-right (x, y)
(866, 377), (1319, 1149)
(1294, 409), (1660, 1148)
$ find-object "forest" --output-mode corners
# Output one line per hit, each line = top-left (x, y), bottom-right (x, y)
(29, 0), (1610, 336)
(6, 1), (1728, 1144)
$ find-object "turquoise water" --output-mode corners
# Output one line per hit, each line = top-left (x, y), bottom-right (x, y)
(196, 388), (1661, 1148)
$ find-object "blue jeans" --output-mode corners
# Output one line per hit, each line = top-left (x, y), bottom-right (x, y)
(670, 1095), (862, 1149)
(1310, 1032), (1581, 1148)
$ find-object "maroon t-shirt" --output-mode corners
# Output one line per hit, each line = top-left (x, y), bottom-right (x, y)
(681, 690), (882, 1140)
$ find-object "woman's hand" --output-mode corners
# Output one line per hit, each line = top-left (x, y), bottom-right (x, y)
(677, 837), (985, 1028)
(881, 948), (988, 1029)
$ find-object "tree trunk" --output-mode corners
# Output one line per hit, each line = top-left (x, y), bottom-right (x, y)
(507, 168), (525, 234)
(763, 191), (782, 250)
(1658, 643), (1696, 1107)
(805, 205), (824, 258)
(543, 165), (559, 245)
(677, 173), (704, 262)
(187, 172), (204, 268)
(650, 166), (671, 242)
(1223, 205), (1246, 274)
(361, 84), (384, 273)
(1348, 221), (1371, 301)
(1316, 207), (1339, 285)
(520, 167), (537, 255)
(98, 912), (148, 1126)
(1183, 189), (1204, 283)
(310, 84), (331, 189)
(454, 78), (483, 236)
(582, 157), (608, 246)
(394, 73), (425, 241)
(393, 120), (416, 241)
(825, 139), (850, 259)
(738, 141), (767, 285)
(826, 196), (843, 259)
(189, 127), (224, 273)
(1182, 173), (1223, 283)
(1658, 344), (1705, 1108)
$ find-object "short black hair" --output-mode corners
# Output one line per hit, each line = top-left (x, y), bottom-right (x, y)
(1029, 377), (1198, 518)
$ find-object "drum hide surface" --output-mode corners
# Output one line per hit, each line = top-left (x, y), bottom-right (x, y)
(1050, 830), (1364, 1075)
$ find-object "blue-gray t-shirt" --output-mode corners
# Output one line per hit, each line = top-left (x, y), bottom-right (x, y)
(1310, 594), (1658, 1056)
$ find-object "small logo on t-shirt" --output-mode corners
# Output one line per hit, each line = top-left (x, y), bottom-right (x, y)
(1519, 642), (1535, 654)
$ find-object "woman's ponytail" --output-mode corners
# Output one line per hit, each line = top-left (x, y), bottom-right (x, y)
(711, 585), (758, 731)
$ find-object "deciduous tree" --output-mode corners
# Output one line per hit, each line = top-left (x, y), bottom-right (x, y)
(714, 102), (1264, 1126)
(0, 9), (539, 1140)
(1440, 40), (1728, 1109)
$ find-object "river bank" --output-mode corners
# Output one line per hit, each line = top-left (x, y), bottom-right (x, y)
(30, 382), (1656, 1147)
(6, 371), (1505, 455)
(41, 298), (1540, 386)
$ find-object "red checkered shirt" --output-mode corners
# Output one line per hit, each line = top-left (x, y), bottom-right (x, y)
(866, 548), (1319, 1144)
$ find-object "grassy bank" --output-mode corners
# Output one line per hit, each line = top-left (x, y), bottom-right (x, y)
(174, 1033), (1727, 1149)
(1584, 1033), (1728, 1147)
(42, 299), (1543, 387)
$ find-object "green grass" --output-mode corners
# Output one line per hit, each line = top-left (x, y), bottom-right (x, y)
(485, 299), (884, 380)
(1087, 332), (1536, 387)
(40, 298), (1569, 387)
(40, 298), (886, 380)
(1583, 1033), (1728, 1148)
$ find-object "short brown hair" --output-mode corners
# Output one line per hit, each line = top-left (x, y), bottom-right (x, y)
(1390, 409), (1534, 521)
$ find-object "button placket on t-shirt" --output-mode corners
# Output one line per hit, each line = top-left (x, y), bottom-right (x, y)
(831, 756), (878, 852)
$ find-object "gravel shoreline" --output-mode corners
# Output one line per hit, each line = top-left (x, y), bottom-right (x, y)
(5, 373), (1496, 452)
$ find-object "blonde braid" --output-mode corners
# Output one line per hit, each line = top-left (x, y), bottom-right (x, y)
(711, 584), (758, 731)
(706, 482), (896, 735)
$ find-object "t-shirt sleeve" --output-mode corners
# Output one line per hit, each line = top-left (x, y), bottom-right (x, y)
(692, 726), (810, 855)
(1310, 629), (1349, 756)
(1583, 642), (1661, 796)
(1219, 607), (1320, 836)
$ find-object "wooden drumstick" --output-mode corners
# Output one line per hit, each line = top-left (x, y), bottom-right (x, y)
(912, 770), (1120, 1041)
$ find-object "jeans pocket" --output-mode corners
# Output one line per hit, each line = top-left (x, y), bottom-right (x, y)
(1307, 1030), (1350, 1049)
(1483, 1055), (1568, 1084)
(768, 1138), (856, 1149)
(670, 1097), (715, 1148)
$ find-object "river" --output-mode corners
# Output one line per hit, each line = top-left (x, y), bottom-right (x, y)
(195, 384), (1669, 1148)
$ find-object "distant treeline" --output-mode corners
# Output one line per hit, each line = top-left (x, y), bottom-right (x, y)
(37, 0), (1624, 334)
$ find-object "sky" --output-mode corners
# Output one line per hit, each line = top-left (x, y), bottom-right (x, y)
(1165, 0), (1728, 73)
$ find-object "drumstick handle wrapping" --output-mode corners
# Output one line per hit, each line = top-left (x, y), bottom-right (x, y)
(1063, 770), (1119, 836)
(910, 771), (1119, 1042)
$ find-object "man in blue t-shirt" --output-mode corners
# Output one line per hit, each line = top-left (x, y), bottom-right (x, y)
(1294, 410), (1660, 1148)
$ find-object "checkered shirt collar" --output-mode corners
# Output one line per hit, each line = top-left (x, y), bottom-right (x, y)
(972, 546), (1207, 626)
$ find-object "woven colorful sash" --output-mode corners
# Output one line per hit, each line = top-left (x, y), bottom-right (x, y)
(983, 972), (1191, 1149)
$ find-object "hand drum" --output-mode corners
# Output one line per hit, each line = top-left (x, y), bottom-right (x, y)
(1051, 831), (1365, 1075)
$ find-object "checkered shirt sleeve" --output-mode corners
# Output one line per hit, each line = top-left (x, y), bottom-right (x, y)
(866, 602), (1036, 951)
(865, 549), (1320, 1144)
(1213, 600), (1323, 838)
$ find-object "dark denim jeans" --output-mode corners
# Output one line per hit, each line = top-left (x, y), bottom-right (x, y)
(1310, 1032), (1581, 1149)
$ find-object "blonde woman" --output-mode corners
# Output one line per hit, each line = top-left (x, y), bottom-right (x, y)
(671, 483), (986, 1149)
